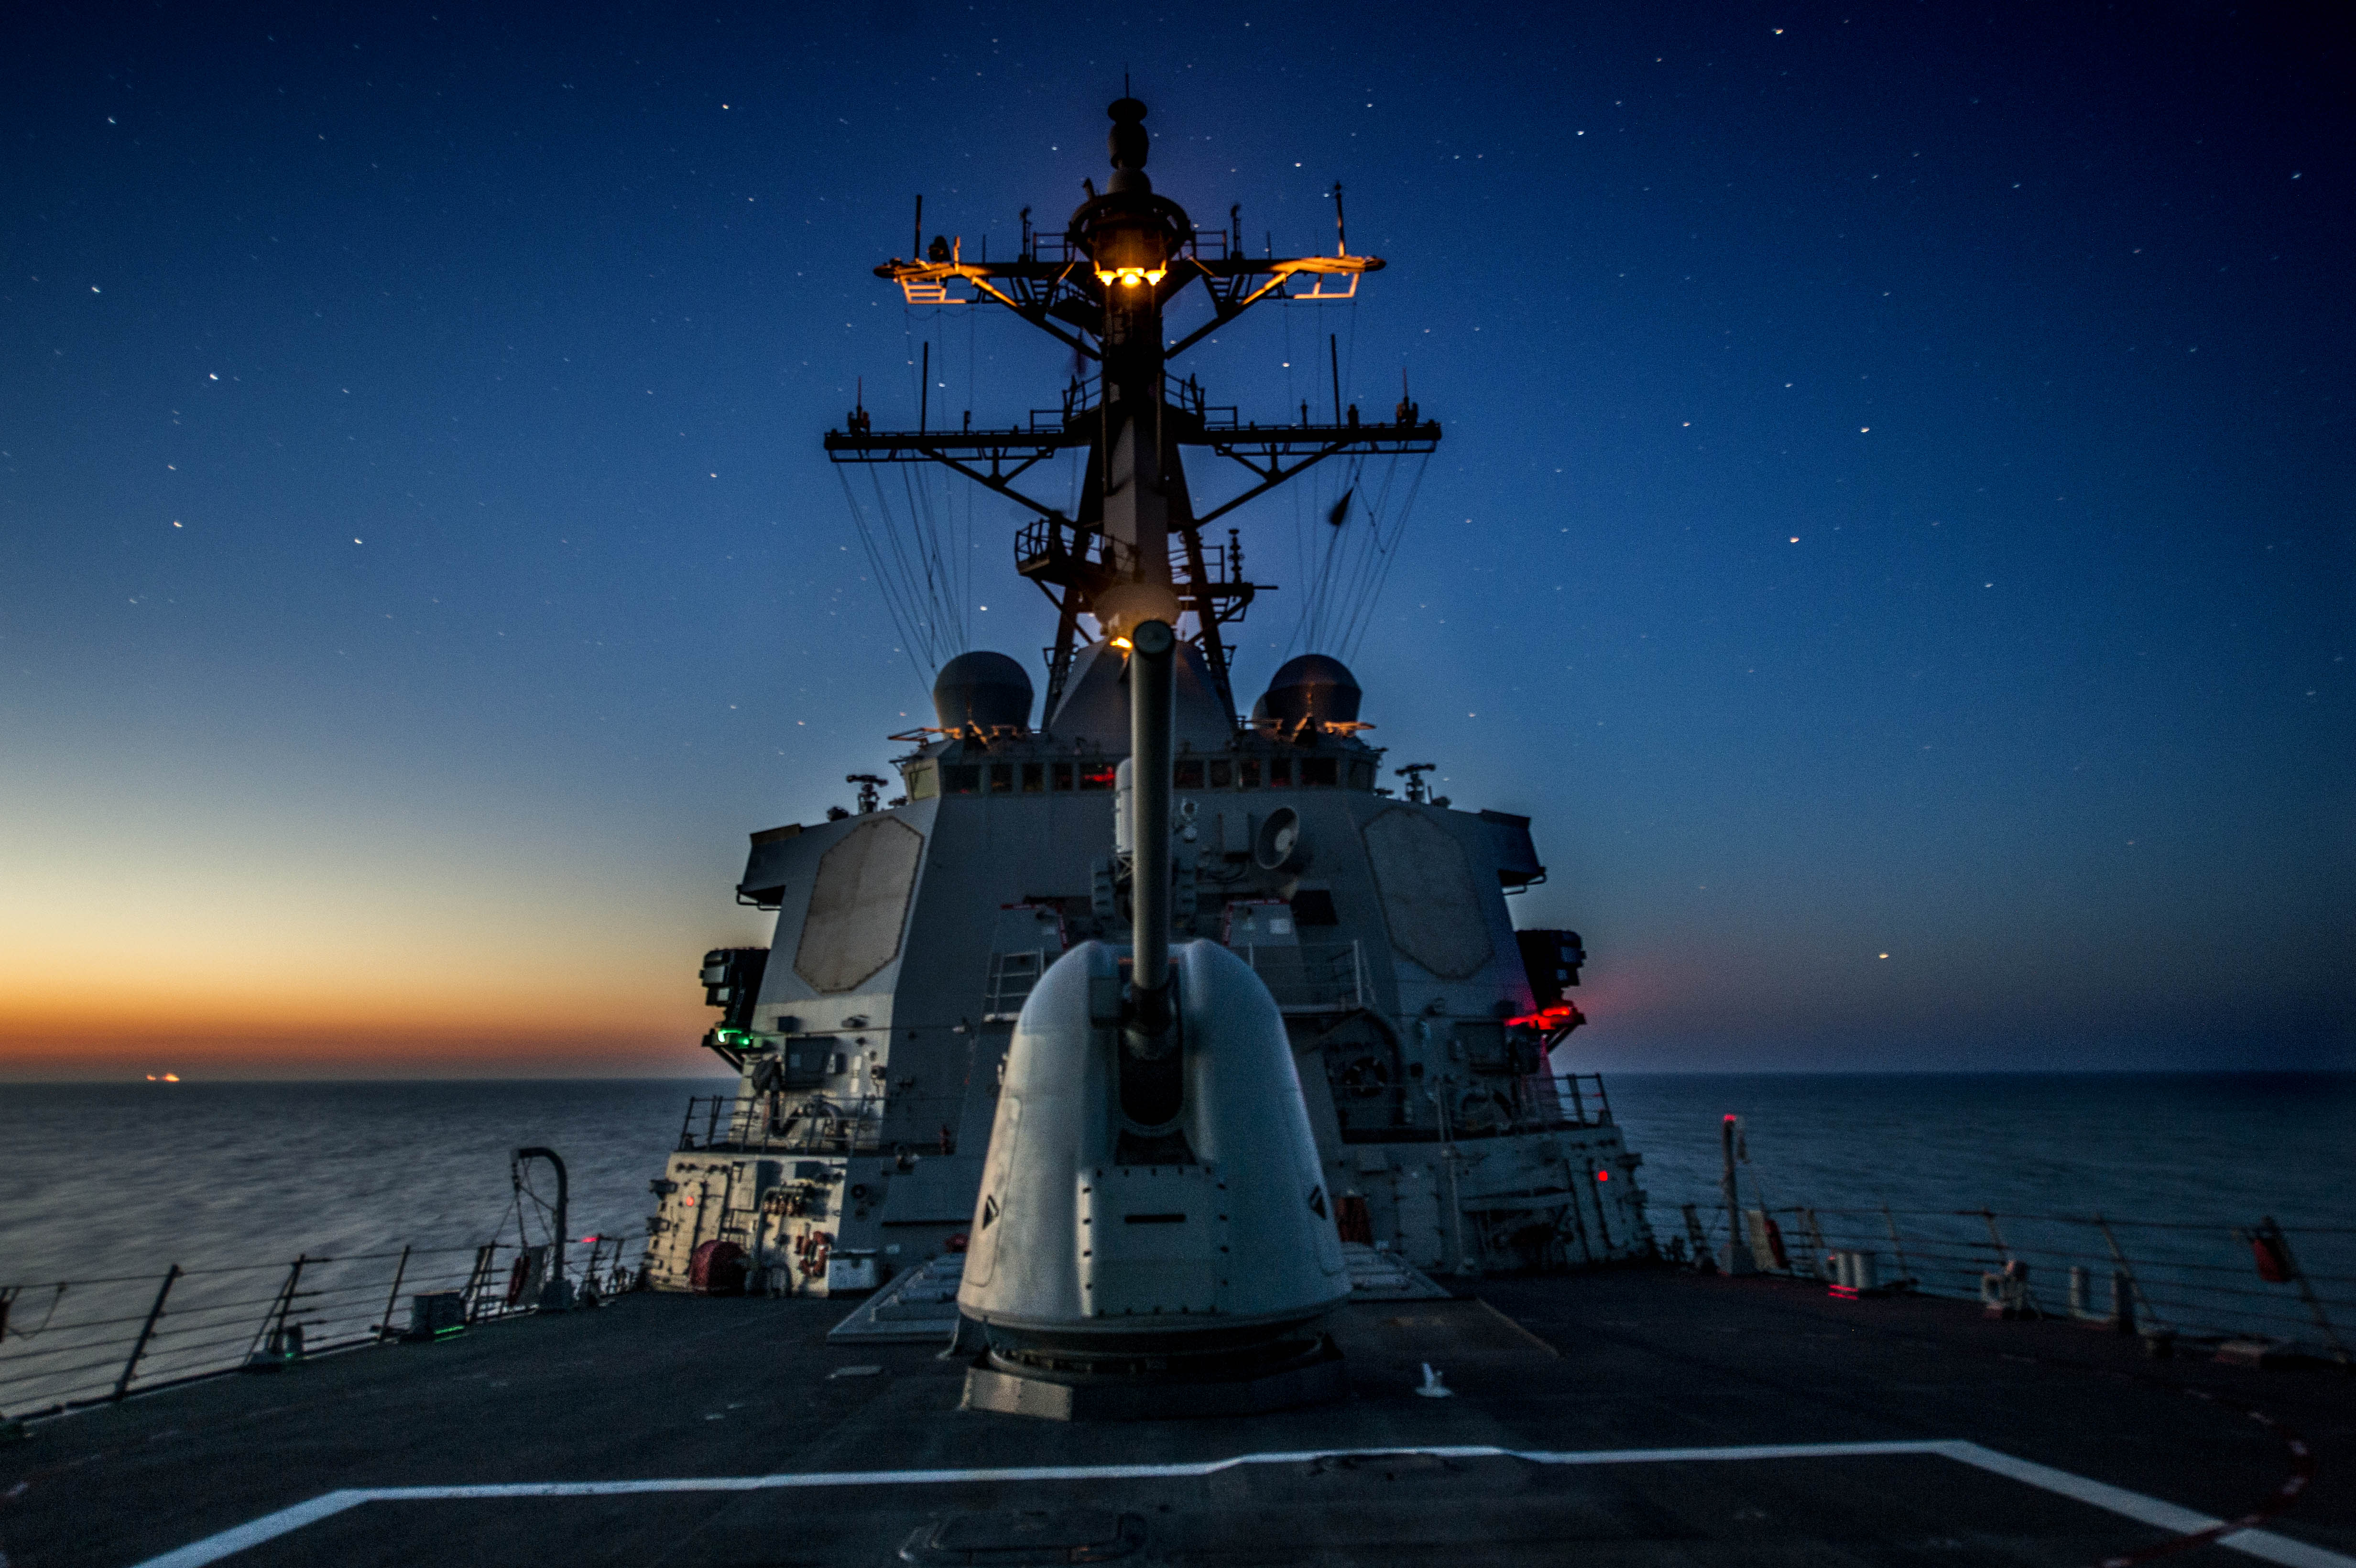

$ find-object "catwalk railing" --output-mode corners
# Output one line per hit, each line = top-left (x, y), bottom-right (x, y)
(677, 1093), (896, 1157)
(0, 1232), (651, 1423)
(1515, 1072), (1614, 1131)
(1665, 1198), (2354, 1363)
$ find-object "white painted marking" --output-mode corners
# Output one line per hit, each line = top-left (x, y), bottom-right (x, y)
(1936, 1443), (2351, 1568)
(129, 1441), (2355, 1568)
(131, 1492), (371, 1568)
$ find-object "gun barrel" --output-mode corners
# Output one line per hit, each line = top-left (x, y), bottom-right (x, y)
(1126, 619), (1177, 1050)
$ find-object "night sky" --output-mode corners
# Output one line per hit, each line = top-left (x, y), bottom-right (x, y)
(3, 3), (2348, 1077)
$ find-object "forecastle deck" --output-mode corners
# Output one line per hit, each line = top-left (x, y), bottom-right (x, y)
(6, 1269), (2349, 1568)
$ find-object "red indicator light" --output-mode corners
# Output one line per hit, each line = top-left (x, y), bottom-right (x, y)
(1595, 1171), (1609, 1182)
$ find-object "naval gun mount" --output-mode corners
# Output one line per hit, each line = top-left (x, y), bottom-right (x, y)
(955, 621), (1351, 1419)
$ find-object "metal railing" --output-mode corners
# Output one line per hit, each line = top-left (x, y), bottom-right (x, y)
(974, 940), (1368, 1018)
(1513, 1072), (1614, 1131)
(1025, 229), (1232, 267)
(1240, 940), (1363, 1013)
(1664, 1198), (2354, 1362)
(0, 1232), (649, 1424)
(983, 948), (1049, 1021)
(677, 1093), (888, 1156)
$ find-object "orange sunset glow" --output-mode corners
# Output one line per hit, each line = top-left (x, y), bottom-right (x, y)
(0, 750), (767, 1079)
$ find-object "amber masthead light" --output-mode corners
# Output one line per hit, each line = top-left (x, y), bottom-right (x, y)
(1091, 223), (1168, 289)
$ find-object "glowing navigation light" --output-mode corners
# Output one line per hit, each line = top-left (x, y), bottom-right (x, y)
(1094, 265), (1167, 289)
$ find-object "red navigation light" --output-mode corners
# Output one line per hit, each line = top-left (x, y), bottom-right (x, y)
(1595, 1170), (1610, 1182)
(1504, 1002), (1582, 1030)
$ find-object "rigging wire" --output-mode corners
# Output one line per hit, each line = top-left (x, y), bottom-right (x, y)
(1337, 450), (1432, 662)
(896, 460), (971, 663)
(1329, 445), (1404, 640)
(838, 466), (940, 690)
(1277, 441), (1432, 664)
(832, 299), (993, 686)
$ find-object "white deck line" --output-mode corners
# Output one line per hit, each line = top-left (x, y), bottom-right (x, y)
(1933, 1442), (2350, 1568)
(128, 1439), (2354, 1568)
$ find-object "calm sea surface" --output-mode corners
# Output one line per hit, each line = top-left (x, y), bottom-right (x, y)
(1, 1072), (2349, 1290)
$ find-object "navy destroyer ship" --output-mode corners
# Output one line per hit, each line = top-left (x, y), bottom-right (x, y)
(4, 92), (2347, 1568)
(639, 94), (1648, 1308)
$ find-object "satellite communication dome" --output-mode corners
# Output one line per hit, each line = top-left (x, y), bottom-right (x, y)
(1257, 653), (1363, 729)
(932, 651), (1034, 731)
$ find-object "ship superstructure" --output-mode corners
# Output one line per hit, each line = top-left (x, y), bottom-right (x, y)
(642, 97), (1650, 1298)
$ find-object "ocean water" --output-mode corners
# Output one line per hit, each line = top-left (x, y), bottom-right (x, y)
(1604, 1071), (2356, 1346)
(1604, 1071), (2356, 1234)
(0, 1079), (727, 1289)
(0, 1072), (2349, 1407)
(2, 1073), (2348, 1287)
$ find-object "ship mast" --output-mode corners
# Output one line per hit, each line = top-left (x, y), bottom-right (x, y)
(823, 94), (1441, 723)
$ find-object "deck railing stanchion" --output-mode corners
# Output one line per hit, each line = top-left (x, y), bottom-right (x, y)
(111, 1264), (181, 1401)
(1977, 1209), (2012, 1268)
(462, 1243), (497, 1324)
(1879, 1202), (1917, 1286)
(2093, 1213), (2168, 1336)
(247, 1254), (309, 1365)
(377, 1245), (411, 1342)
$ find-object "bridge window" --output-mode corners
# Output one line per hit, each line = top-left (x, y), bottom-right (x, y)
(1051, 762), (1075, 792)
(944, 764), (982, 795)
(1268, 758), (1292, 787)
(1348, 760), (1374, 790)
(990, 764), (1015, 795)
(1021, 762), (1045, 794)
(1174, 759), (1205, 789)
(1209, 759), (1232, 788)
(1237, 758), (1261, 789)
(1079, 761), (1116, 792)
(1302, 757), (1338, 787)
